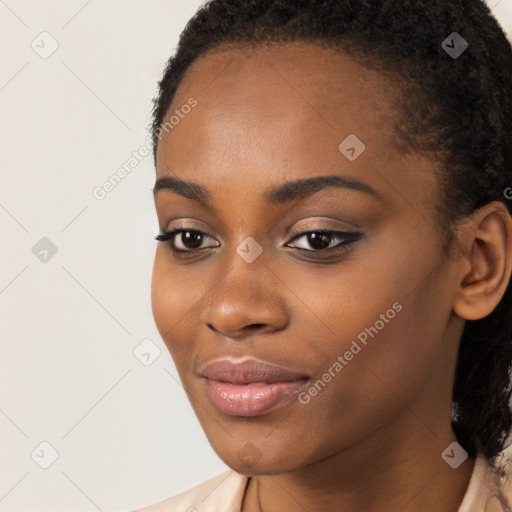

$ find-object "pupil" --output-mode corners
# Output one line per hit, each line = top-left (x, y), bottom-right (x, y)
(182, 231), (203, 249)
(308, 232), (330, 250)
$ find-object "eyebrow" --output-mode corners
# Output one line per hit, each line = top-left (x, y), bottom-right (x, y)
(153, 174), (383, 205)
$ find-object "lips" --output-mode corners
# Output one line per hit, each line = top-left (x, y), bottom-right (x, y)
(200, 359), (309, 417)
(200, 359), (309, 384)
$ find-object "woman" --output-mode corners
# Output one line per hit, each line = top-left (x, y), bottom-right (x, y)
(135, 0), (512, 510)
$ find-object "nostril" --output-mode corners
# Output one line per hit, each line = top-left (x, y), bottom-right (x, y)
(205, 322), (268, 335)
(246, 323), (266, 329)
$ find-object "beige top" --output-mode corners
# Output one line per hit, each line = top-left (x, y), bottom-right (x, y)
(133, 456), (512, 512)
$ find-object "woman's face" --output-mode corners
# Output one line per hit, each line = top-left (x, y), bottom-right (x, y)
(151, 43), (465, 475)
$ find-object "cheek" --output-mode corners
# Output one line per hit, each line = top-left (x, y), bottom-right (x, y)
(150, 250), (212, 369)
(150, 251), (171, 333)
(290, 297), (446, 458)
(341, 279), (451, 423)
(150, 251), (192, 355)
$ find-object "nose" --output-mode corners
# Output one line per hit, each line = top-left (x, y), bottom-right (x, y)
(202, 255), (289, 340)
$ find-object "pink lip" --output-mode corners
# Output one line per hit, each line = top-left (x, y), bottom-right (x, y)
(200, 359), (309, 417)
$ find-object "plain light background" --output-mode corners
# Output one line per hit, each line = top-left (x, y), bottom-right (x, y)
(0, 1), (511, 511)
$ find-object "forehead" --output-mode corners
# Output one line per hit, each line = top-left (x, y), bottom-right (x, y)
(176, 42), (393, 106)
(167, 42), (395, 142)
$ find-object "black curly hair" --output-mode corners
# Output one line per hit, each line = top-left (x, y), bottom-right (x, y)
(151, 0), (512, 474)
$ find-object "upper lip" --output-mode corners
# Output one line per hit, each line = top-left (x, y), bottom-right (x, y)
(200, 359), (309, 384)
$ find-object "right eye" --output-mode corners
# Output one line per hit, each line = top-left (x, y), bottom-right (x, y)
(155, 229), (220, 253)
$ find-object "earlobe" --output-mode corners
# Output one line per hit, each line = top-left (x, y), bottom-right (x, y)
(453, 201), (512, 321)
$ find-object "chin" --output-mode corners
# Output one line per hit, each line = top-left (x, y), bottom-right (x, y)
(227, 460), (291, 477)
(215, 446), (302, 476)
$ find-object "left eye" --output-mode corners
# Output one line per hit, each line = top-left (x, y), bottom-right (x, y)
(286, 231), (361, 252)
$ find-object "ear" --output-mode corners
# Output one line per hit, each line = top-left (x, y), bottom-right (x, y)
(453, 201), (512, 321)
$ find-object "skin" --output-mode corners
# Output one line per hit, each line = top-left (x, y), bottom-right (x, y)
(151, 43), (512, 512)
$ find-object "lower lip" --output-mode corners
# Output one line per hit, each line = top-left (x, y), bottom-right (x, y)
(203, 378), (308, 417)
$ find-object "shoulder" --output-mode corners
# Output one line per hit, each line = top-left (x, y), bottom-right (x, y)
(131, 470), (250, 512)
(494, 457), (512, 512)
(458, 455), (512, 512)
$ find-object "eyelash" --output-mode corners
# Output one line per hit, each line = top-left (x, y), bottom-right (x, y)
(155, 227), (362, 257)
